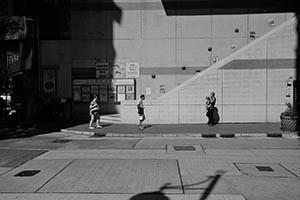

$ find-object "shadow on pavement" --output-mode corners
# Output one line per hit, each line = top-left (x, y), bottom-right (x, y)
(129, 170), (226, 200)
(0, 119), (87, 140)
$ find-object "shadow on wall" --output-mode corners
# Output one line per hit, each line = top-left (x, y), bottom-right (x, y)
(67, 0), (123, 117)
(296, 14), (300, 137)
(129, 170), (226, 200)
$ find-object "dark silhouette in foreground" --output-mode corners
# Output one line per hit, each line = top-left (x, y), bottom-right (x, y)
(129, 170), (226, 200)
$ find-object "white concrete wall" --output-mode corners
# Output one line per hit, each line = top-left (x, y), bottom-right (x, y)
(39, 0), (297, 121)
(121, 16), (297, 124)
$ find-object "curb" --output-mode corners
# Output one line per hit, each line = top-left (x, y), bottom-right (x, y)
(60, 129), (96, 137)
(60, 129), (299, 138)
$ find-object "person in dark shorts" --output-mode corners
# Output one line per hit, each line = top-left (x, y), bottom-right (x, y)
(206, 92), (218, 126)
(136, 94), (145, 130)
(89, 94), (102, 129)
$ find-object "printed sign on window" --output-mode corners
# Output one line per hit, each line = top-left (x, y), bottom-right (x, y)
(99, 85), (108, 102)
(96, 62), (109, 78)
(91, 86), (99, 94)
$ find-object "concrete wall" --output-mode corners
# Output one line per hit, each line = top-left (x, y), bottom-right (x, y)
(39, 0), (296, 121)
(121, 17), (297, 124)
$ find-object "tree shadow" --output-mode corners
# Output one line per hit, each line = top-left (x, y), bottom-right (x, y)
(129, 170), (226, 200)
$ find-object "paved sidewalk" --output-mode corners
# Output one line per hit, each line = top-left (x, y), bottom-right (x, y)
(1, 119), (299, 139)
(61, 122), (299, 138)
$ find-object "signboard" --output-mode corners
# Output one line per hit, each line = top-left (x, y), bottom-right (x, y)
(96, 62), (109, 78)
(126, 62), (139, 78)
(72, 78), (135, 102)
(112, 62), (126, 78)
(6, 51), (21, 75)
(42, 69), (56, 96)
(0, 16), (27, 40)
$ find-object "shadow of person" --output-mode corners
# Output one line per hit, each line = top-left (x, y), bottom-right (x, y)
(143, 124), (153, 129)
(129, 183), (170, 200)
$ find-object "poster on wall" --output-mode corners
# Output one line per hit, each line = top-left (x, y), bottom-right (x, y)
(91, 85), (99, 94)
(82, 86), (90, 93)
(108, 93), (117, 102)
(42, 69), (56, 96)
(117, 85), (125, 94)
(126, 62), (139, 78)
(118, 94), (126, 101)
(6, 51), (21, 75)
(160, 85), (166, 94)
(126, 93), (135, 100)
(96, 62), (109, 78)
(81, 93), (90, 102)
(99, 85), (108, 101)
(112, 62), (126, 78)
(126, 85), (134, 94)
(73, 86), (81, 101)
(109, 85), (116, 94)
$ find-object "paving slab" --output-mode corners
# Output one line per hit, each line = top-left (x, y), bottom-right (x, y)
(0, 137), (69, 150)
(35, 149), (168, 160)
(58, 138), (140, 150)
(250, 149), (300, 163)
(0, 193), (246, 200)
(0, 149), (46, 167)
(39, 159), (182, 194)
(280, 163), (300, 177)
(234, 163), (297, 177)
(177, 159), (242, 194)
(201, 138), (300, 149)
(0, 159), (72, 192)
(134, 138), (206, 149)
(225, 177), (300, 200)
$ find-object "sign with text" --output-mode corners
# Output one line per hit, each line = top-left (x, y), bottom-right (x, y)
(96, 62), (109, 78)
(126, 62), (139, 78)
(112, 62), (126, 78)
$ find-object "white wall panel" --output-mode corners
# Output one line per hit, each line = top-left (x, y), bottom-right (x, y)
(212, 9), (247, 38)
(141, 39), (175, 68)
(177, 14), (211, 38)
(177, 39), (211, 67)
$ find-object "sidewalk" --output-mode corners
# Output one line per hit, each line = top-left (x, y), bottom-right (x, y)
(1, 119), (299, 139)
(61, 122), (299, 138)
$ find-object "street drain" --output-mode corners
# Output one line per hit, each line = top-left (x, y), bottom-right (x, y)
(234, 163), (296, 177)
(14, 170), (41, 177)
(52, 139), (72, 143)
(256, 166), (274, 172)
(174, 146), (196, 151)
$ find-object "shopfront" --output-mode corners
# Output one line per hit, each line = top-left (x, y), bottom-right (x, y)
(71, 59), (139, 119)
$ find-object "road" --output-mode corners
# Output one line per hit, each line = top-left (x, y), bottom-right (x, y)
(0, 132), (299, 200)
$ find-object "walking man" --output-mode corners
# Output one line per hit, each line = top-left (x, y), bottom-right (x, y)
(137, 94), (145, 130)
(89, 94), (102, 129)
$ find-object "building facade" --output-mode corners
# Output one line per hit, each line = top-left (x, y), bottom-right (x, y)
(1, 0), (298, 123)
